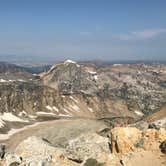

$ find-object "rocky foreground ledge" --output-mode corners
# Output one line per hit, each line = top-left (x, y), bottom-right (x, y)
(0, 126), (165, 166)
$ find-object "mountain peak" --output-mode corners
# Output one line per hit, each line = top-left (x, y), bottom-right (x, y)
(64, 59), (76, 64)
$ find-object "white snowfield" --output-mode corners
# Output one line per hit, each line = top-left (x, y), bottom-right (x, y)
(0, 112), (28, 128)
(134, 110), (144, 116)
(94, 75), (98, 80)
(58, 114), (72, 117)
(88, 71), (97, 75)
(0, 79), (26, 83)
(0, 112), (27, 122)
(52, 106), (59, 112)
(36, 112), (56, 116)
(64, 59), (76, 64)
(0, 79), (8, 83)
(46, 105), (59, 112)
(46, 105), (53, 111)
(88, 107), (94, 113)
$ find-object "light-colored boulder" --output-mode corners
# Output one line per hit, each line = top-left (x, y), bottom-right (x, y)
(15, 136), (79, 166)
(15, 136), (61, 158)
(5, 152), (22, 166)
(110, 127), (166, 154)
(110, 127), (142, 153)
(65, 132), (111, 161)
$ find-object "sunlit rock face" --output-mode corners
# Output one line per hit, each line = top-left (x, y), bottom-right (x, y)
(0, 61), (166, 134)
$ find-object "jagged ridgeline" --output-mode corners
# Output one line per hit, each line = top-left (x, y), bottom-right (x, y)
(0, 60), (166, 133)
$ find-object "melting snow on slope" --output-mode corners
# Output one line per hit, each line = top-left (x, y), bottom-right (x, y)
(58, 114), (72, 117)
(0, 112), (28, 128)
(0, 119), (5, 128)
(36, 112), (56, 116)
(63, 108), (71, 114)
(88, 107), (94, 113)
(0, 79), (8, 83)
(53, 106), (59, 112)
(46, 105), (53, 111)
(134, 111), (144, 116)
(0, 112), (27, 122)
(46, 105), (60, 112)
(88, 71), (97, 74)
(18, 110), (27, 117)
(94, 75), (98, 80)
(68, 104), (80, 112)
(69, 96), (79, 103)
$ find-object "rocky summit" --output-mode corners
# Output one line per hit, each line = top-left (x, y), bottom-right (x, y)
(0, 60), (165, 166)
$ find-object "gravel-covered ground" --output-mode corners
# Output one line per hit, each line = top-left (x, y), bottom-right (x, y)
(3, 119), (107, 150)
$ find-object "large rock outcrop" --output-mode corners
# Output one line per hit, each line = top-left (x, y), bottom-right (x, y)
(110, 127), (142, 153)
(110, 127), (166, 154)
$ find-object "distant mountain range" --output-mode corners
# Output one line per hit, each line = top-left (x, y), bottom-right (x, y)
(0, 59), (165, 135)
(0, 54), (166, 66)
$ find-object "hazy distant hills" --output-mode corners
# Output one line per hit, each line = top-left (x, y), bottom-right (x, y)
(1, 54), (166, 67)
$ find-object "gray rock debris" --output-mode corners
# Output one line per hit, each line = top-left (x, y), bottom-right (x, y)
(4, 152), (22, 166)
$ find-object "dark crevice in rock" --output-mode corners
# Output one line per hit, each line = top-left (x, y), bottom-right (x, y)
(67, 157), (83, 164)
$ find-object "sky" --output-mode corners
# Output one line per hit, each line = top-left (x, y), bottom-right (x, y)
(0, 0), (166, 62)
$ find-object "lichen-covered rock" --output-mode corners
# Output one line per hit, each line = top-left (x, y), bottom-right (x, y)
(65, 132), (111, 162)
(15, 136), (79, 166)
(15, 136), (62, 158)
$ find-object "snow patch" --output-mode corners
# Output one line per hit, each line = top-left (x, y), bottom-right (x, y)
(63, 108), (70, 114)
(69, 104), (80, 112)
(0, 119), (5, 128)
(9, 80), (15, 82)
(17, 79), (25, 82)
(0, 79), (8, 83)
(58, 114), (72, 117)
(64, 59), (76, 64)
(28, 115), (37, 119)
(69, 96), (79, 103)
(0, 112), (27, 122)
(88, 107), (94, 112)
(113, 64), (122, 66)
(18, 110), (27, 117)
(94, 75), (98, 80)
(134, 111), (144, 116)
(46, 105), (53, 111)
(36, 112), (56, 116)
(88, 71), (97, 74)
(53, 106), (59, 112)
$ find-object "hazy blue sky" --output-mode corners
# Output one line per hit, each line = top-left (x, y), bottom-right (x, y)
(0, 0), (166, 61)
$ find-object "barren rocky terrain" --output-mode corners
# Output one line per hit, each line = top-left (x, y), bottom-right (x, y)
(0, 60), (165, 165)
